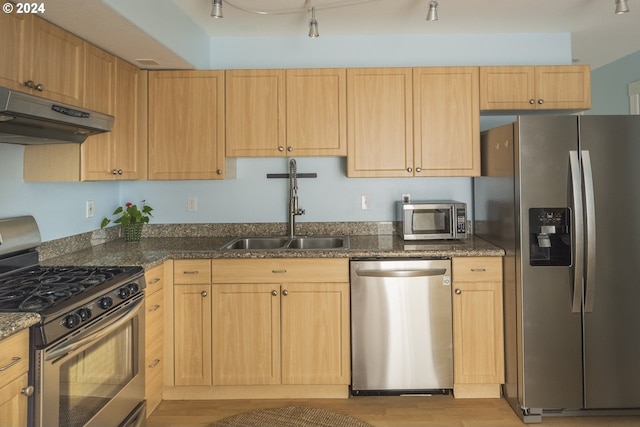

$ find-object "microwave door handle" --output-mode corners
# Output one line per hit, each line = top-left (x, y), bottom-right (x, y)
(569, 151), (584, 314)
(582, 150), (596, 312)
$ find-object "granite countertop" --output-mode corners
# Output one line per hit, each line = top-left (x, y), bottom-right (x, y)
(40, 234), (504, 269)
(2, 232), (504, 340)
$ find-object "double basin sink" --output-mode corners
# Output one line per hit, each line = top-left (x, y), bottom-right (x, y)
(221, 236), (350, 250)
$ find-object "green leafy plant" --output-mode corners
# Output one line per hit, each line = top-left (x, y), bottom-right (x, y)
(101, 200), (153, 228)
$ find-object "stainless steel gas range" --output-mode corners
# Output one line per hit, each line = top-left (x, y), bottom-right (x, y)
(0, 216), (146, 427)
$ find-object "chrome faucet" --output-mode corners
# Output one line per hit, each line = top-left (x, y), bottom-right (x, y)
(288, 158), (305, 238)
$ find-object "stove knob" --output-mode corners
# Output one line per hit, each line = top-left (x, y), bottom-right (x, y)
(99, 296), (113, 310)
(77, 308), (92, 321)
(117, 286), (131, 299)
(63, 313), (82, 329)
(127, 282), (140, 294)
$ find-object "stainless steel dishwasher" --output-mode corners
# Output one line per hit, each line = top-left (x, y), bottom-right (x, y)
(350, 258), (453, 395)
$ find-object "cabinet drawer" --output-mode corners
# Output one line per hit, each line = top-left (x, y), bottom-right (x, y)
(145, 264), (165, 297)
(174, 260), (211, 284)
(145, 340), (163, 415)
(453, 257), (502, 282)
(0, 330), (29, 387)
(145, 290), (163, 350)
(212, 258), (349, 283)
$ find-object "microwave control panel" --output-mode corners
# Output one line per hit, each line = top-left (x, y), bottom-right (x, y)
(456, 208), (466, 234)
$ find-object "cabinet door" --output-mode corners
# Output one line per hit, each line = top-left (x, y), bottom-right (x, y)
(479, 66), (535, 110)
(26, 17), (84, 105)
(173, 284), (212, 386)
(0, 373), (28, 427)
(0, 12), (29, 92)
(535, 65), (591, 110)
(413, 67), (480, 177)
(347, 68), (414, 177)
(81, 44), (116, 180)
(452, 257), (504, 390)
(111, 58), (147, 180)
(226, 69), (286, 157)
(212, 284), (281, 385)
(286, 68), (347, 156)
(281, 282), (350, 385)
(148, 70), (225, 180)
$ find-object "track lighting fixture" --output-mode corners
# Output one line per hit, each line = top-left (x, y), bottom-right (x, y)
(308, 7), (319, 38)
(426, 0), (438, 21)
(211, 0), (223, 18)
(615, 0), (630, 14)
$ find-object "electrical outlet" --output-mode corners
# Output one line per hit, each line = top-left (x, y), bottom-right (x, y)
(187, 196), (198, 212)
(402, 193), (411, 203)
(361, 195), (370, 210)
(86, 200), (94, 218)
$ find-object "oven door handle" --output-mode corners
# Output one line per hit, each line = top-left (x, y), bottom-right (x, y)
(46, 297), (144, 362)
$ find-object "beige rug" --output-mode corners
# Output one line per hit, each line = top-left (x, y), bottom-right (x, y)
(209, 406), (374, 427)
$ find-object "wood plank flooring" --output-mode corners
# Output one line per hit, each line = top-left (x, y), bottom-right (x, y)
(146, 396), (640, 427)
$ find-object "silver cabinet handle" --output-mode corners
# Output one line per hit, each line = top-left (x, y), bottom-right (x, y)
(282, 290), (289, 296)
(0, 356), (20, 371)
(287, 146), (293, 152)
(470, 268), (486, 272)
(278, 146), (284, 152)
(201, 291), (208, 297)
(416, 167), (422, 173)
(111, 169), (118, 175)
(455, 289), (462, 295)
(271, 270), (287, 274)
(216, 169), (222, 175)
(271, 290), (278, 296)
(148, 278), (161, 285)
(24, 80), (35, 89)
(148, 304), (161, 312)
(21, 386), (34, 397)
(538, 99), (544, 104)
(117, 169), (123, 175)
(148, 359), (161, 369)
(407, 167), (413, 173)
(35, 83), (44, 91)
(183, 271), (199, 275)
(529, 99), (536, 105)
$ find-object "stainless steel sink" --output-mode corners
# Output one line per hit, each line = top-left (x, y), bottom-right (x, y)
(285, 236), (349, 250)
(220, 236), (349, 250)
(221, 237), (289, 250)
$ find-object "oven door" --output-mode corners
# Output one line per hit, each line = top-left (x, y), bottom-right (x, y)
(33, 294), (145, 427)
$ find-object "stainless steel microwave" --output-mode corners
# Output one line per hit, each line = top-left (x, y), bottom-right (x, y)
(397, 200), (467, 240)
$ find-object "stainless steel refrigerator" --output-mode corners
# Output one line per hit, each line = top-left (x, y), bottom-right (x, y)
(474, 115), (640, 423)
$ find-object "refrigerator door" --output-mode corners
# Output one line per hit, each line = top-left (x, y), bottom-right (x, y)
(579, 115), (640, 408)
(516, 116), (583, 410)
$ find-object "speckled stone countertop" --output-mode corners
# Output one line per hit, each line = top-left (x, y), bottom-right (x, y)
(39, 234), (504, 269)
(0, 313), (40, 341)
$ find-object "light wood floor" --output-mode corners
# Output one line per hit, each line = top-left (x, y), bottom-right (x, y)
(146, 396), (640, 427)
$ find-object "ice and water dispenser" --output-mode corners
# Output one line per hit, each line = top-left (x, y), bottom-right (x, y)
(529, 208), (571, 266)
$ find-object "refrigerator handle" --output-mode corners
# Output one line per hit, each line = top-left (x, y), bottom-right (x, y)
(582, 150), (596, 312)
(569, 151), (584, 313)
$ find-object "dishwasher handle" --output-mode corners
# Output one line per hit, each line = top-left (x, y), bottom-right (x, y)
(355, 268), (447, 278)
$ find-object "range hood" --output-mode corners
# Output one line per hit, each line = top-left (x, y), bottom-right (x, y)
(0, 86), (114, 145)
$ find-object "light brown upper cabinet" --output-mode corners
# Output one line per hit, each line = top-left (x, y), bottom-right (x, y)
(479, 65), (591, 111)
(0, 13), (84, 105)
(81, 48), (147, 181)
(347, 67), (479, 177)
(413, 67), (480, 177)
(148, 70), (228, 180)
(346, 68), (414, 177)
(225, 68), (346, 157)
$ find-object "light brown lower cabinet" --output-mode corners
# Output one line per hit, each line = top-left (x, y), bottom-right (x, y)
(0, 330), (30, 427)
(165, 258), (350, 400)
(451, 257), (505, 398)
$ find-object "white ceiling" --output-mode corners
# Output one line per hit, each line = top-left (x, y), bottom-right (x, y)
(41, 0), (639, 70)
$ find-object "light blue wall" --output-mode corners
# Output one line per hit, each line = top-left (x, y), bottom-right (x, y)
(588, 50), (640, 115)
(0, 30), (574, 242)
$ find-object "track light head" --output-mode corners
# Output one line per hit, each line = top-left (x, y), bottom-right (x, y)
(426, 0), (439, 21)
(211, 0), (223, 18)
(615, 0), (630, 14)
(308, 7), (319, 38)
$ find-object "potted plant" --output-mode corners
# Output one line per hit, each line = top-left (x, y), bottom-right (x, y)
(101, 200), (153, 242)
